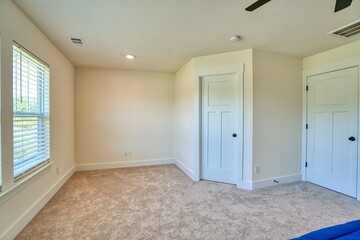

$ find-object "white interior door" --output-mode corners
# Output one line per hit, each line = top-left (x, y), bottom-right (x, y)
(307, 67), (358, 197)
(201, 72), (239, 184)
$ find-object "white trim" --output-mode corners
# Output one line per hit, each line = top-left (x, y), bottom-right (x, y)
(236, 180), (253, 190)
(302, 56), (360, 200)
(0, 162), (53, 205)
(301, 70), (308, 181)
(0, 166), (75, 240)
(76, 158), (175, 171)
(304, 56), (360, 76)
(174, 159), (197, 181)
(195, 65), (247, 189)
(252, 174), (302, 190)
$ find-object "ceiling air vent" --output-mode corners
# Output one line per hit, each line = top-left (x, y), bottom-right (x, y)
(69, 37), (85, 47)
(328, 19), (360, 38)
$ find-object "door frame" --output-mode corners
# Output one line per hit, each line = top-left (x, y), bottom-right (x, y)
(302, 56), (360, 200)
(194, 65), (246, 188)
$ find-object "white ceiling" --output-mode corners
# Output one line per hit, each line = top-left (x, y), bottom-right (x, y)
(13, 0), (360, 73)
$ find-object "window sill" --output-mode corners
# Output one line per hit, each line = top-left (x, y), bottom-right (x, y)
(0, 162), (53, 205)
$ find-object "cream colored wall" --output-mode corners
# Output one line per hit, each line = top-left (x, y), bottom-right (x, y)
(194, 50), (253, 183)
(0, 0), (75, 237)
(174, 60), (196, 176)
(303, 40), (360, 70)
(252, 49), (302, 181)
(1, 1), (351, 235)
(302, 39), (360, 187)
(174, 49), (254, 182)
(75, 68), (174, 165)
(175, 49), (302, 185)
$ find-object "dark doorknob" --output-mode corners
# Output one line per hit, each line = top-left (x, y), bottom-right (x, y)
(349, 136), (356, 141)
(232, 133), (237, 138)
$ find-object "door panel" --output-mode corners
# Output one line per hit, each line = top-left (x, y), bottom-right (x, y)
(332, 112), (349, 176)
(307, 67), (358, 197)
(207, 112), (219, 168)
(202, 73), (239, 184)
(314, 77), (349, 105)
(221, 111), (231, 169)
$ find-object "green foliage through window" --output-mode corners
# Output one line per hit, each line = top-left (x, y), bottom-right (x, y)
(13, 43), (50, 179)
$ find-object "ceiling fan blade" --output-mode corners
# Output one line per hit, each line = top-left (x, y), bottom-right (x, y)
(245, 0), (272, 12)
(334, 0), (353, 12)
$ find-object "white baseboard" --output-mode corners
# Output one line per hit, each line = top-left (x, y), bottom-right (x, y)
(252, 174), (302, 190)
(76, 158), (175, 171)
(1, 166), (76, 240)
(174, 159), (196, 181)
(237, 180), (253, 190)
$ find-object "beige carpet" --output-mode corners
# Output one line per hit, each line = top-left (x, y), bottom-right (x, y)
(16, 164), (360, 240)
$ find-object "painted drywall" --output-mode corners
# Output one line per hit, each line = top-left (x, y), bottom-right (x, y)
(303, 40), (360, 70)
(0, 0), (75, 237)
(174, 48), (303, 187)
(194, 50), (254, 183)
(75, 68), (174, 166)
(252, 49), (302, 181)
(174, 59), (196, 178)
(301, 39), (360, 198)
(174, 49), (254, 183)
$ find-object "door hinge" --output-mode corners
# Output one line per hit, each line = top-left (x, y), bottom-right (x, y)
(305, 162), (308, 168)
(306, 124), (308, 130)
(306, 85), (309, 91)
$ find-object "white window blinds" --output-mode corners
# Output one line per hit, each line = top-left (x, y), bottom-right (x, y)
(13, 43), (50, 180)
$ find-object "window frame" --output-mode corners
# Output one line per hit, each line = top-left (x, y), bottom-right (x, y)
(0, 41), (53, 199)
(11, 41), (51, 183)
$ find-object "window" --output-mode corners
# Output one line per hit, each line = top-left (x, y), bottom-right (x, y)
(13, 42), (50, 181)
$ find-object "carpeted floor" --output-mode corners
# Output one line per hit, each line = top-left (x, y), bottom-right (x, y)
(16, 164), (360, 240)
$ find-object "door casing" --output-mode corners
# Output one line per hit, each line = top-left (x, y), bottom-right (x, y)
(195, 65), (244, 187)
(302, 56), (360, 200)
(306, 67), (358, 197)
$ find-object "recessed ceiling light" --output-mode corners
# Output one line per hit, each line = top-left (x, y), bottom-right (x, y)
(126, 54), (136, 59)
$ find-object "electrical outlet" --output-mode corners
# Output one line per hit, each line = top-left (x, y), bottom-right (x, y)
(124, 151), (132, 158)
(56, 166), (60, 175)
(255, 165), (260, 174)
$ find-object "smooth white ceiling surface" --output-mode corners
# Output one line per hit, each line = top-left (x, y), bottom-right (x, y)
(13, 0), (360, 72)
